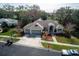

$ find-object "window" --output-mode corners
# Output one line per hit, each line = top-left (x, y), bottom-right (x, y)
(58, 29), (62, 32)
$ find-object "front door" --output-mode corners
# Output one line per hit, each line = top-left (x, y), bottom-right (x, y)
(49, 26), (54, 34)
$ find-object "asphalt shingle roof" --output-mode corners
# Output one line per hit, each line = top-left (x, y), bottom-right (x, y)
(23, 18), (61, 30)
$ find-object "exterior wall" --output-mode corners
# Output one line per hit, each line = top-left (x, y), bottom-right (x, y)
(53, 28), (63, 34)
(55, 25), (64, 34)
(48, 25), (63, 34)
(24, 29), (30, 34)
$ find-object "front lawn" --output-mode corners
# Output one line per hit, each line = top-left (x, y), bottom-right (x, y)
(42, 42), (79, 51)
(0, 28), (18, 37)
(0, 30), (13, 36)
(56, 36), (79, 45)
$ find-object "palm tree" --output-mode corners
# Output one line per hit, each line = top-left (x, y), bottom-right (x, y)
(64, 23), (75, 38)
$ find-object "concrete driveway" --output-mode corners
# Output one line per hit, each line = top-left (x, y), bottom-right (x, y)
(15, 36), (43, 48)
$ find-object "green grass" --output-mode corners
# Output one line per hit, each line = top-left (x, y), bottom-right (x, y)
(0, 37), (20, 43)
(0, 37), (5, 41)
(42, 42), (79, 51)
(0, 31), (13, 36)
(0, 28), (20, 42)
(0, 28), (18, 36)
(56, 36), (79, 45)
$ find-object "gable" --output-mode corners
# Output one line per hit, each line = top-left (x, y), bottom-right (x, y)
(29, 23), (43, 30)
(56, 25), (64, 29)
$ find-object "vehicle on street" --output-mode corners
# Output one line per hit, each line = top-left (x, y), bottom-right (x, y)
(61, 49), (79, 56)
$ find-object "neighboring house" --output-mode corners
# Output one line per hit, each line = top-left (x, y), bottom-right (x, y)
(0, 18), (18, 27)
(23, 18), (64, 36)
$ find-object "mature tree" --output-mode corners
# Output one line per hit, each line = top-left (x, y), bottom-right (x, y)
(16, 5), (25, 11)
(40, 11), (48, 20)
(0, 4), (47, 28)
(71, 10), (79, 30)
(64, 23), (76, 38)
(51, 7), (78, 37)
(17, 5), (42, 28)
(2, 4), (14, 11)
(53, 7), (73, 25)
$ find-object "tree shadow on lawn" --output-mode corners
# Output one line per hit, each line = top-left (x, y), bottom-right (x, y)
(0, 42), (60, 56)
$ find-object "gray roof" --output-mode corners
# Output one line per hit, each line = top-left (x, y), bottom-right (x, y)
(23, 18), (61, 30)
(0, 18), (18, 24)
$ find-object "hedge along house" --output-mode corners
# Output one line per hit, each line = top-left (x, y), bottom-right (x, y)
(23, 18), (64, 36)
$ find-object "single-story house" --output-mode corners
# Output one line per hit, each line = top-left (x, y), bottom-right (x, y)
(23, 18), (64, 36)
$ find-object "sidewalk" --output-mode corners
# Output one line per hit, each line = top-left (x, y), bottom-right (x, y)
(52, 36), (57, 43)
(0, 35), (21, 39)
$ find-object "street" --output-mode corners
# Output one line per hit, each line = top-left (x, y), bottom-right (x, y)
(0, 42), (61, 56)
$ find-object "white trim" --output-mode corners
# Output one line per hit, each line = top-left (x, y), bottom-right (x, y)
(48, 23), (55, 26)
(36, 23), (43, 29)
(56, 25), (63, 29)
(30, 29), (32, 34)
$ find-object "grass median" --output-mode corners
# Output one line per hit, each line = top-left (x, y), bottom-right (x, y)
(0, 37), (20, 43)
(42, 42), (79, 51)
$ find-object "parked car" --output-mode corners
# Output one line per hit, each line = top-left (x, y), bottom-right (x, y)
(0, 18), (18, 27)
(61, 49), (79, 56)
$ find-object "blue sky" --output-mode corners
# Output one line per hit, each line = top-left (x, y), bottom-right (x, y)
(0, 0), (79, 12)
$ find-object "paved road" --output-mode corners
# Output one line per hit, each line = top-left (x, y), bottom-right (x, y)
(0, 42), (61, 56)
